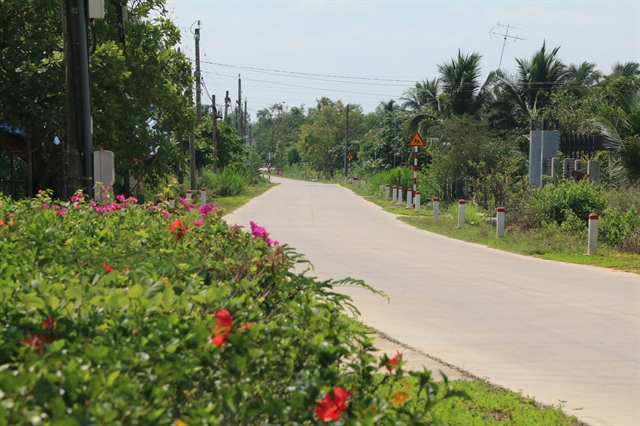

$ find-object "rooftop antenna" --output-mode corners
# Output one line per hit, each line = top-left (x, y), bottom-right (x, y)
(489, 23), (527, 70)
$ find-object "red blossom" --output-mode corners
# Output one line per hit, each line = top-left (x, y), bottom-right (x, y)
(170, 219), (187, 241)
(315, 387), (350, 422)
(103, 263), (114, 273)
(215, 309), (232, 327)
(386, 351), (402, 372)
(21, 334), (53, 354)
(41, 317), (56, 332)
(211, 310), (233, 347)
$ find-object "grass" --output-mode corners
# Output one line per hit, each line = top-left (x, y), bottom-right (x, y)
(379, 375), (581, 425)
(215, 182), (278, 215)
(338, 315), (581, 425)
(344, 184), (640, 274)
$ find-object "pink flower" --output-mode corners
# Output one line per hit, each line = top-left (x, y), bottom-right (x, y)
(53, 205), (60, 211)
(193, 217), (205, 227)
(70, 193), (82, 203)
(250, 221), (278, 247)
(110, 203), (121, 211)
(89, 200), (97, 207)
(57, 210), (67, 217)
(179, 198), (194, 212)
(149, 205), (156, 211)
(164, 213), (171, 219)
(129, 197), (138, 204)
(198, 203), (216, 215)
(116, 194), (126, 203)
(8, 213), (15, 218)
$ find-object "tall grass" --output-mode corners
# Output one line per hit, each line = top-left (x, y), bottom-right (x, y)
(364, 168), (414, 196)
(204, 169), (249, 196)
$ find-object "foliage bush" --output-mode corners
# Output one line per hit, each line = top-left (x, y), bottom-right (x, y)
(528, 180), (606, 227)
(203, 168), (249, 197)
(600, 206), (640, 249)
(0, 191), (462, 425)
(363, 168), (414, 196)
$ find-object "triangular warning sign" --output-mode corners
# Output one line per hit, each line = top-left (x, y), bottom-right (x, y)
(408, 131), (425, 147)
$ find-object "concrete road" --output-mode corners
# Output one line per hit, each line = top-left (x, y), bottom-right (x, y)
(226, 177), (640, 426)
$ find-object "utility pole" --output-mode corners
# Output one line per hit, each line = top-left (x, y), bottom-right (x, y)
(194, 22), (202, 123)
(344, 104), (349, 176)
(212, 95), (218, 173)
(393, 114), (397, 168)
(62, 0), (93, 198)
(244, 98), (248, 142)
(224, 90), (230, 124)
(237, 74), (242, 136)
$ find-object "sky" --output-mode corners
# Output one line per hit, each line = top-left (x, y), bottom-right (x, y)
(165, 0), (640, 116)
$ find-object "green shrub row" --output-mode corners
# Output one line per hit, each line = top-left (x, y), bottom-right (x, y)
(0, 191), (461, 425)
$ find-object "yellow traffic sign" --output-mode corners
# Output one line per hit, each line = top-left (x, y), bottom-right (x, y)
(408, 132), (425, 147)
(347, 152), (353, 160)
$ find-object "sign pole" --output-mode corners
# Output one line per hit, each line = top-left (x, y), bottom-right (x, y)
(407, 131), (425, 209)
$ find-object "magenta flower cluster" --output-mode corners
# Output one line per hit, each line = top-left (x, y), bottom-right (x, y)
(192, 203), (216, 227)
(250, 221), (278, 247)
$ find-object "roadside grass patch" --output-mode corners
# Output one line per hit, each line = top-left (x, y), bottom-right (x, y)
(346, 184), (640, 274)
(215, 181), (277, 215)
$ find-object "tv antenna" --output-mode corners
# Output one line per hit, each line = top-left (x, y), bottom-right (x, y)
(489, 23), (527, 70)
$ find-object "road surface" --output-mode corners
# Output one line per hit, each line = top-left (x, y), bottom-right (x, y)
(226, 177), (639, 426)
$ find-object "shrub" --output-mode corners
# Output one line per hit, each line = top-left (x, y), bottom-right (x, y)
(600, 206), (640, 248)
(204, 168), (249, 197)
(0, 190), (461, 425)
(530, 180), (606, 226)
(363, 168), (413, 196)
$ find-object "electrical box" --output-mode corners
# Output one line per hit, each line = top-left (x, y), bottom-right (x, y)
(94, 150), (115, 200)
(88, 0), (105, 20)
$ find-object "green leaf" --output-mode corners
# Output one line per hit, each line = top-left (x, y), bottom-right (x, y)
(106, 370), (120, 386)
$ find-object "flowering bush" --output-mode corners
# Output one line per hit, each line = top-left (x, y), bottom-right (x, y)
(0, 190), (461, 425)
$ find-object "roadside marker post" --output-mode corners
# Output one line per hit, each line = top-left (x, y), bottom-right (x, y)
(496, 207), (505, 238)
(200, 188), (207, 206)
(415, 191), (421, 211)
(186, 190), (192, 200)
(407, 189), (412, 208)
(168, 196), (175, 209)
(458, 199), (466, 228)
(398, 186), (403, 204)
(408, 131), (425, 207)
(379, 182), (383, 193)
(385, 184), (390, 200)
(588, 213), (599, 255)
(392, 185), (397, 202)
(433, 197), (439, 221)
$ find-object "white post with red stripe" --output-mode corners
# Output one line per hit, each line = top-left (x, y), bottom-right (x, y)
(397, 187), (403, 204)
(458, 199), (466, 228)
(186, 190), (192, 200)
(496, 207), (505, 238)
(385, 184), (390, 200)
(407, 189), (412, 208)
(379, 183), (383, 193)
(588, 213), (599, 254)
(168, 196), (175, 209)
(200, 188), (207, 206)
(414, 191), (421, 211)
(392, 185), (397, 202)
(433, 197), (439, 220)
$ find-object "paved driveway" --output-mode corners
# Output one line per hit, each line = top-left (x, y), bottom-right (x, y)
(225, 177), (640, 426)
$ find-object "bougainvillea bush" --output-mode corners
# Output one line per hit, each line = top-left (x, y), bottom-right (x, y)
(0, 191), (461, 425)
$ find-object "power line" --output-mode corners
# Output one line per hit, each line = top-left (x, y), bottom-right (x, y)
(202, 61), (420, 83)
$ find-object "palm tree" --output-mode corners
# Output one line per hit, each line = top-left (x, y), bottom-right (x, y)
(610, 61), (640, 78)
(594, 89), (640, 181)
(437, 50), (496, 116)
(400, 78), (442, 113)
(496, 41), (567, 117)
(375, 99), (400, 118)
(564, 61), (602, 97)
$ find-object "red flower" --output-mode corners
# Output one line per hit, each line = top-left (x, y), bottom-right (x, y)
(211, 309), (233, 347)
(41, 317), (56, 332)
(215, 309), (232, 327)
(386, 351), (402, 372)
(103, 263), (114, 273)
(21, 334), (53, 354)
(170, 219), (186, 241)
(315, 387), (350, 422)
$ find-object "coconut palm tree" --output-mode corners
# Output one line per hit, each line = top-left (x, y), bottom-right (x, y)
(610, 61), (640, 78)
(437, 51), (493, 116)
(400, 78), (443, 113)
(495, 41), (567, 119)
(564, 61), (603, 97)
(594, 89), (640, 182)
(375, 99), (400, 118)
